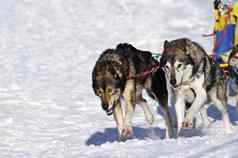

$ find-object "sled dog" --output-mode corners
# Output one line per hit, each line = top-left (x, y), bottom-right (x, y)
(92, 43), (173, 140)
(228, 45), (238, 113)
(160, 38), (232, 136)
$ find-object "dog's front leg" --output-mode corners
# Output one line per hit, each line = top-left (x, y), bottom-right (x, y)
(157, 93), (173, 138)
(160, 105), (173, 138)
(138, 99), (154, 125)
(184, 87), (207, 128)
(199, 104), (211, 128)
(174, 91), (186, 137)
(113, 100), (124, 141)
(122, 99), (134, 140)
(122, 80), (135, 140)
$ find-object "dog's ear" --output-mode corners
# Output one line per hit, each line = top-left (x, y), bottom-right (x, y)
(163, 40), (171, 51)
(184, 39), (202, 74)
(160, 40), (171, 66)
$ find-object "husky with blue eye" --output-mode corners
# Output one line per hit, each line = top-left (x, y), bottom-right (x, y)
(92, 43), (173, 141)
(160, 38), (232, 136)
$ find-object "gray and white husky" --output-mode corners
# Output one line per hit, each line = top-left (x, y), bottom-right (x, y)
(160, 38), (232, 136)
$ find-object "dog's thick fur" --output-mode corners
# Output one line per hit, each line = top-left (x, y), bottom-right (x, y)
(228, 45), (238, 113)
(160, 38), (232, 136)
(92, 43), (173, 140)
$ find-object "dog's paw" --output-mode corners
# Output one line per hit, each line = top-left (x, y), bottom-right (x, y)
(203, 120), (212, 128)
(182, 118), (193, 128)
(121, 127), (133, 140)
(118, 135), (127, 142)
(225, 125), (233, 134)
(182, 122), (193, 128)
(183, 113), (194, 128)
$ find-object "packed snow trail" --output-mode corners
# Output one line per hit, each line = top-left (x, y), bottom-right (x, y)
(0, 0), (238, 158)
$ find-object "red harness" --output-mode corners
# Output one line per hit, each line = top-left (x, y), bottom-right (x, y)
(127, 62), (160, 80)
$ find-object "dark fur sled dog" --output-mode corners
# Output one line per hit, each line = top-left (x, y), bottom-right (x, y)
(228, 45), (238, 113)
(92, 43), (173, 140)
(160, 38), (232, 136)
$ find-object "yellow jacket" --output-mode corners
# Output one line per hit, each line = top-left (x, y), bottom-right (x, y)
(233, 2), (238, 45)
(214, 2), (238, 30)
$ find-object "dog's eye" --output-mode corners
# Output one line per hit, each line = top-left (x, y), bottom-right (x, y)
(107, 88), (113, 94)
(165, 65), (169, 70)
(97, 89), (104, 96)
(177, 64), (182, 69)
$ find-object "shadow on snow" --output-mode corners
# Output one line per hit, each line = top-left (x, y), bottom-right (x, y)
(208, 104), (238, 125)
(86, 127), (165, 146)
(86, 103), (238, 146)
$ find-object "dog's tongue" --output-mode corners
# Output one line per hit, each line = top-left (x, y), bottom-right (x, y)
(107, 109), (113, 116)
(106, 104), (114, 116)
(107, 104), (115, 116)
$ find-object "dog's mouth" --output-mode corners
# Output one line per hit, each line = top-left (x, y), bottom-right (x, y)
(106, 103), (116, 116)
(106, 91), (121, 116)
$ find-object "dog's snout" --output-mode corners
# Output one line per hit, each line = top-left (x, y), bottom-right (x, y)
(102, 104), (108, 111)
(170, 79), (177, 85)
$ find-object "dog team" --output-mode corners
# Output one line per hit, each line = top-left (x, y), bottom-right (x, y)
(92, 38), (238, 141)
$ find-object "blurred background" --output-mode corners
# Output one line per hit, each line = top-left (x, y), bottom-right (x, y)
(0, 0), (213, 103)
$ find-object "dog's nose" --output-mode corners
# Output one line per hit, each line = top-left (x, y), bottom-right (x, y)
(170, 79), (177, 85)
(102, 104), (108, 111)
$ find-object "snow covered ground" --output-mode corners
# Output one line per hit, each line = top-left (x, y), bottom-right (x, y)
(0, 0), (238, 157)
